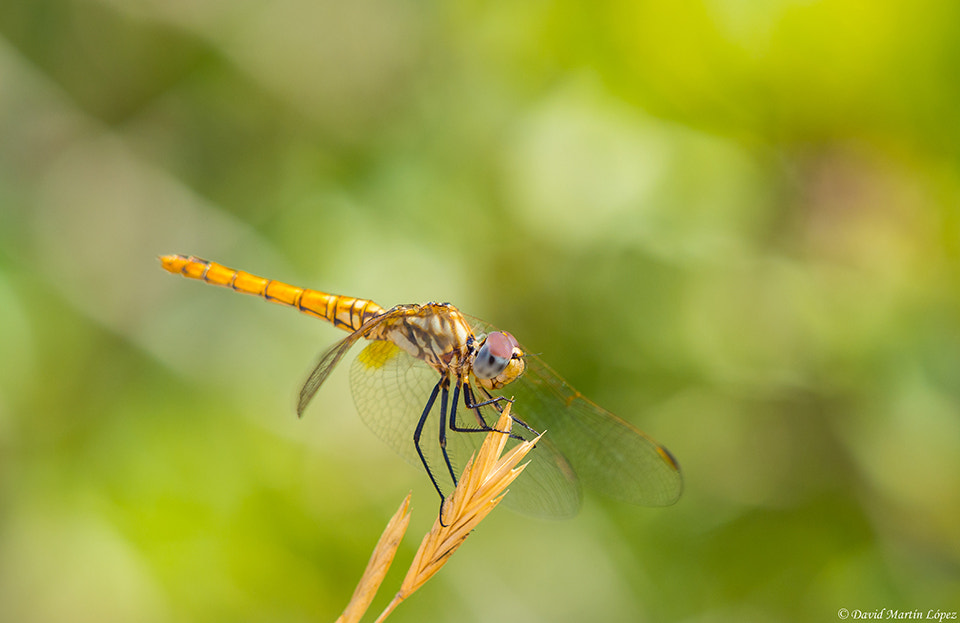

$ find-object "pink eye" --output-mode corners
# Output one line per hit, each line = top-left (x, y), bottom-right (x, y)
(473, 332), (517, 380)
(484, 331), (515, 359)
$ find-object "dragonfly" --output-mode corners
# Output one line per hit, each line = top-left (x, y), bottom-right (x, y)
(160, 254), (682, 518)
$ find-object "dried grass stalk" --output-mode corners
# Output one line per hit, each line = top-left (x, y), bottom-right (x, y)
(374, 403), (540, 622)
(335, 493), (412, 623)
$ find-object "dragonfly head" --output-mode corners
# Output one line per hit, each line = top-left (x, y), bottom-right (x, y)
(472, 331), (525, 390)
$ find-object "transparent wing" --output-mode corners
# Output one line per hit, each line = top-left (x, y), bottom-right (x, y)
(472, 320), (684, 507)
(348, 340), (439, 469)
(349, 340), (581, 518)
(297, 310), (396, 416)
(297, 332), (364, 416)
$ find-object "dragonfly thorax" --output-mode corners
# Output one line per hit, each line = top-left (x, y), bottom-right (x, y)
(370, 303), (476, 374)
(367, 303), (526, 390)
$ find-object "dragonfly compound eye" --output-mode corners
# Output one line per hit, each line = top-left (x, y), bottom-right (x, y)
(473, 332), (525, 389)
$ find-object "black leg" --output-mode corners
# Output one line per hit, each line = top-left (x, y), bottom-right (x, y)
(437, 377), (459, 487)
(413, 379), (448, 512)
(448, 381), (530, 442)
(448, 380), (464, 430)
(449, 379), (495, 433)
(469, 384), (541, 438)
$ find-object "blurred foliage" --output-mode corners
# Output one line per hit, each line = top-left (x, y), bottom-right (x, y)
(1, 0), (959, 622)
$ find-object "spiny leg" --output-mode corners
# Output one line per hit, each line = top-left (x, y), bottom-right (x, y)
(449, 379), (503, 433)
(449, 380), (527, 442)
(469, 384), (541, 438)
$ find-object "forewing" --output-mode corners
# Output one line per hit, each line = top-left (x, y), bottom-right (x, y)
(511, 353), (683, 506)
(470, 318), (683, 507)
(297, 310), (397, 416)
(297, 330), (368, 416)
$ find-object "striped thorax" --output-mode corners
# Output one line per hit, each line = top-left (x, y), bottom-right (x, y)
(365, 303), (474, 373)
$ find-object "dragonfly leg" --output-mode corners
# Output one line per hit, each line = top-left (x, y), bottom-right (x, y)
(449, 382), (528, 442)
(437, 377), (459, 487)
(465, 390), (513, 410)
(413, 378), (450, 525)
(472, 385), (542, 438)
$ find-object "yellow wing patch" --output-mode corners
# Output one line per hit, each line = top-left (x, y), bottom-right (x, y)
(356, 340), (403, 370)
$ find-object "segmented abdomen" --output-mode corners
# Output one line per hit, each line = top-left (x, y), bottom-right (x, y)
(160, 255), (385, 333)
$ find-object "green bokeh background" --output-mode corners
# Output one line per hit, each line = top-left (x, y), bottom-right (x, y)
(2, 1), (959, 621)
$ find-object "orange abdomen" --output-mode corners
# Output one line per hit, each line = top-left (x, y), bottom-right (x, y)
(160, 255), (385, 333)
